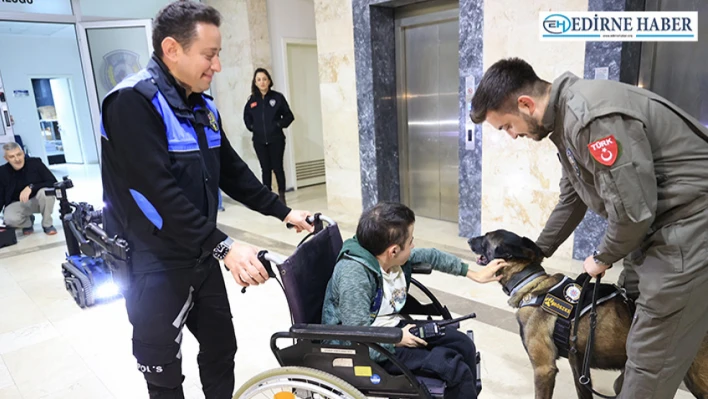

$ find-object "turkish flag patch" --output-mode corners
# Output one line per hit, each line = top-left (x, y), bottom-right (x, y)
(250, 102), (257, 108)
(587, 135), (619, 166)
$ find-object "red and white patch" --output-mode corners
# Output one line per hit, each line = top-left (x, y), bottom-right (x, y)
(250, 102), (257, 108)
(587, 135), (618, 166)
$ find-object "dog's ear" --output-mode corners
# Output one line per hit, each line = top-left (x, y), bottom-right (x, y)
(521, 237), (546, 262)
(492, 236), (545, 262)
(492, 242), (530, 261)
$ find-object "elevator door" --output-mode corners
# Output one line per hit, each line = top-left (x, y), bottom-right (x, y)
(396, 8), (460, 222)
(639, 0), (708, 125)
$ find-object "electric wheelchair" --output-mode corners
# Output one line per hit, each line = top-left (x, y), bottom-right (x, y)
(234, 214), (482, 399)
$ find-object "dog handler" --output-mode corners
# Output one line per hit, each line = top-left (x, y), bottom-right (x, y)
(470, 57), (708, 399)
(100, 2), (313, 398)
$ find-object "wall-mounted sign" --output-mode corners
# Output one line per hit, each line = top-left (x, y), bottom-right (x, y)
(13, 90), (29, 98)
(0, 0), (73, 15)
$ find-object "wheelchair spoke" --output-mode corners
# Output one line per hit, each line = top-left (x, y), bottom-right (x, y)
(239, 372), (362, 399)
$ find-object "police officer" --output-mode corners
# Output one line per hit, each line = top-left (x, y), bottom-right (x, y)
(470, 57), (708, 399)
(100, 2), (314, 398)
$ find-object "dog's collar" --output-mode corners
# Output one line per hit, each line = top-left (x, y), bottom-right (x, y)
(502, 263), (546, 296)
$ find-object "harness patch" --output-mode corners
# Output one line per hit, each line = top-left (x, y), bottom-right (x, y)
(542, 294), (573, 319)
(563, 283), (582, 304)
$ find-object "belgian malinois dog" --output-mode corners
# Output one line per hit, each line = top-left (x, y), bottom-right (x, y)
(468, 229), (708, 399)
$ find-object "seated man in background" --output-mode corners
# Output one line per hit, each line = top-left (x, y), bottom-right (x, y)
(0, 142), (57, 235)
(322, 201), (507, 399)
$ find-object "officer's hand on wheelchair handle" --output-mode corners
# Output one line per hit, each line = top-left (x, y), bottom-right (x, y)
(397, 324), (427, 348)
(225, 243), (269, 287)
(284, 210), (315, 233)
(467, 258), (508, 283)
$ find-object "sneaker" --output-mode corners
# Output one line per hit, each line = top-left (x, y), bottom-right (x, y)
(43, 226), (57, 235)
(22, 226), (34, 235)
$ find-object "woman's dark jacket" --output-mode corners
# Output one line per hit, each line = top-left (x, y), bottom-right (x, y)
(243, 90), (294, 145)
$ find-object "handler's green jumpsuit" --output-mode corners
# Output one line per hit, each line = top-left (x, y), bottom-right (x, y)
(536, 72), (708, 399)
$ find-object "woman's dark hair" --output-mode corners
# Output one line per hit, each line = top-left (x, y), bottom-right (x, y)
(152, 0), (222, 58)
(470, 57), (550, 124)
(251, 68), (274, 97)
(356, 202), (416, 256)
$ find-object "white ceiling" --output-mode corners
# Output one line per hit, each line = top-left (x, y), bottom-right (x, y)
(0, 21), (75, 38)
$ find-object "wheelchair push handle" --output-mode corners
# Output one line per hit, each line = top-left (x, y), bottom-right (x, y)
(240, 250), (285, 294)
(285, 213), (336, 231)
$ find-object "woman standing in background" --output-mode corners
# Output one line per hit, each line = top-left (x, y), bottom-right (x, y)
(243, 68), (294, 205)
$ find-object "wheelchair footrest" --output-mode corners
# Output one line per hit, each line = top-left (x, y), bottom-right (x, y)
(416, 376), (446, 397)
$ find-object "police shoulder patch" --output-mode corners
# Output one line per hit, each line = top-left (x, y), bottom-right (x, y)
(587, 135), (619, 166)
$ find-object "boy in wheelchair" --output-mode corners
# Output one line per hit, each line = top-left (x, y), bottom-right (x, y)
(322, 202), (507, 398)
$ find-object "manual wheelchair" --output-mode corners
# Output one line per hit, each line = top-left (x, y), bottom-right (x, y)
(234, 214), (483, 399)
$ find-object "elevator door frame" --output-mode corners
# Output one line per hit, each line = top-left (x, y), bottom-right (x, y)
(395, 7), (459, 219)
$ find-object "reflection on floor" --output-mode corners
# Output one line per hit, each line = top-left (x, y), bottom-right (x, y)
(0, 164), (694, 398)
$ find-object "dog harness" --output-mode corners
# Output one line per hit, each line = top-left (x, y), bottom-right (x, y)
(515, 273), (624, 358)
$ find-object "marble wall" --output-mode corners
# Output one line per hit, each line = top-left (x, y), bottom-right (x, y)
(204, 0), (273, 176)
(480, 0), (589, 260)
(313, 0), (364, 214)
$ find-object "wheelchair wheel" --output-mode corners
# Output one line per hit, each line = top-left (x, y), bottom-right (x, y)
(234, 366), (367, 399)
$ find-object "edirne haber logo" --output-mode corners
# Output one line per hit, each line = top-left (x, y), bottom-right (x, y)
(540, 11), (698, 41)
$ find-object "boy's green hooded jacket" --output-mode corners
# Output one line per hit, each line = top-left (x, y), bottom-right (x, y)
(321, 237), (469, 362)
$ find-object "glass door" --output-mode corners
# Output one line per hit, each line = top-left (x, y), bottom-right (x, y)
(76, 19), (152, 157)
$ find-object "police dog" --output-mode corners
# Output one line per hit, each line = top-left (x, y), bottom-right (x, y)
(467, 229), (708, 399)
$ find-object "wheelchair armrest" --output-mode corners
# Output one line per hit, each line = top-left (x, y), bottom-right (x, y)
(411, 263), (433, 274)
(289, 323), (403, 344)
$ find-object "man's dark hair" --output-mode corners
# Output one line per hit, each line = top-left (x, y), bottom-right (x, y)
(152, 0), (222, 58)
(251, 68), (274, 97)
(356, 202), (416, 256)
(470, 58), (550, 124)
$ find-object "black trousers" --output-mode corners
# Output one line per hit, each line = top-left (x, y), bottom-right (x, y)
(253, 140), (286, 192)
(124, 258), (237, 399)
(382, 323), (478, 399)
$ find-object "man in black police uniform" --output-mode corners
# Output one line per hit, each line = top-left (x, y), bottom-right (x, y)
(100, 2), (314, 398)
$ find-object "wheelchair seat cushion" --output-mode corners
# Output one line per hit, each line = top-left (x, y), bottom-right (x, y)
(416, 376), (446, 396)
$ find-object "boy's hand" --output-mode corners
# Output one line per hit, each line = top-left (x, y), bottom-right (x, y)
(396, 324), (427, 348)
(467, 259), (508, 283)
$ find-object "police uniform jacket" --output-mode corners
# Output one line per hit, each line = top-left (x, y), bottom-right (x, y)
(243, 90), (294, 145)
(536, 72), (708, 265)
(100, 55), (290, 273)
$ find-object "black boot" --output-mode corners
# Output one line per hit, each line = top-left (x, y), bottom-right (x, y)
(278, 190), (286, 206)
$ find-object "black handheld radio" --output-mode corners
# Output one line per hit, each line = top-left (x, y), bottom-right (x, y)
(409, 312), (477, 339)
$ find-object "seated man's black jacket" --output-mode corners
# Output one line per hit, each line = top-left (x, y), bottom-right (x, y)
(0, 157), (57, 211)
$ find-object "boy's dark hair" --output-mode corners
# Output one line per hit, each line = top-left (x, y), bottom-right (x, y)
(251, 68), (274, 97)
(152, 0), (222, 58)
(356, 202), (416, 256)
(470, 58), (550, 124)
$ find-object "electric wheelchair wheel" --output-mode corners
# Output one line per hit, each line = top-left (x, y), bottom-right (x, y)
(234, 366), (367, 399)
